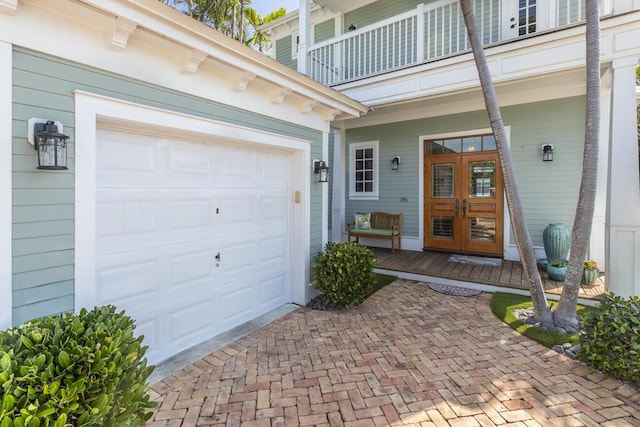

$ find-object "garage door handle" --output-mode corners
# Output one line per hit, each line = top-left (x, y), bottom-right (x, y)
(215, 252), (221, 266)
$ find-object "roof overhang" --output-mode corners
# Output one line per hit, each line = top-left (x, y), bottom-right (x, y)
(1, 0), (368, 126)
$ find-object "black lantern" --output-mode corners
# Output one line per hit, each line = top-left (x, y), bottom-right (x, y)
(33, 121), (69, 170)
(391, 156), (400, 170)
(542, 144), (554, 162)
(313, 160), (329, 183)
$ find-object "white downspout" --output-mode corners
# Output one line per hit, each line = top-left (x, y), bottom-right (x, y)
(331, 128), (345, 242)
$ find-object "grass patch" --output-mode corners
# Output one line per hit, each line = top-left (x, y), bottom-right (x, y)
(370, 273), (398, 295)
(490, 292), (596, 348)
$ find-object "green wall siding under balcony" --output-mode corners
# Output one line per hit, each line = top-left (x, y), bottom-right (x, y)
(12, 47), (322, 326)
(344, 96), (585, 247)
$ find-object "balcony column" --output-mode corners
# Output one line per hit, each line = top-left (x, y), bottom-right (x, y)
(605, 56), (640, 297)
(297, 0), (310, 74)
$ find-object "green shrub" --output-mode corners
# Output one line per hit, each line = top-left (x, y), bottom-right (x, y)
(0, 306), (156, 427)
(577, 293), (640, 382)
(312, 242), (377, 308)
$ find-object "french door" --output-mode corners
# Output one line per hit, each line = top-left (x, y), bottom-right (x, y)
(502, 0), (538, 40)
(424, 137), (504, 255)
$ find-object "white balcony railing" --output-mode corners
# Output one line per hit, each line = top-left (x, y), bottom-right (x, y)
(309, 0), (607, 86)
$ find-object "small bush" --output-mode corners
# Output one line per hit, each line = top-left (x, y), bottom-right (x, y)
(577, 293), (640, 382)
(0, 306), (156, 426)
(312, 242), (377, 308)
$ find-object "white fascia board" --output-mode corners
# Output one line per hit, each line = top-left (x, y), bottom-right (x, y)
(77, 0), (367, 119)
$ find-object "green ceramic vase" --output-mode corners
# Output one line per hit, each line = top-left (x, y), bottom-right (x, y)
(543, 223), (570, 264)
(582, 268), (599, 286)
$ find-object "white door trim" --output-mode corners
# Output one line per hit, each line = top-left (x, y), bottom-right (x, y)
(1, 41), (12, 329)
(74, 90), (311, 311)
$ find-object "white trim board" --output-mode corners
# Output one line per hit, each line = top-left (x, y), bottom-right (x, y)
(74, 90), (312, 311)
(0, 41), (12, 328)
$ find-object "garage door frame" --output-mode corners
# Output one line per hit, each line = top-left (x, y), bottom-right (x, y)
(74, 90), (311, 317)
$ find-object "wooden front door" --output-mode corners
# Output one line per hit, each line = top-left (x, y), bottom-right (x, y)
(424, 135), (504, 256)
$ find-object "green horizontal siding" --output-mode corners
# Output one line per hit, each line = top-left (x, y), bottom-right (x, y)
(314, 19), (335, 43)
(12, 47), (321, 325)
(12, 295), (74, 327)
(345, 96), (586, 247)
(275, 35), (297, 70)
(344, 0), (422, 31)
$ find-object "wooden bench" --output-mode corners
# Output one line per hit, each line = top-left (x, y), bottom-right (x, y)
(347, 212), (403, 253)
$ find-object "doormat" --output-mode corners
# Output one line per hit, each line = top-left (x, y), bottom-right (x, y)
(448, 254), (502, 267)
(428, 283), (482, 297)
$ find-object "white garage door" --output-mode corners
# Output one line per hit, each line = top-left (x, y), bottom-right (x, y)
(95, 127), (290, 364)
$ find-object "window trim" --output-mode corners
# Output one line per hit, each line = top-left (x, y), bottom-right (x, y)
(292, 32), (299, 59)
(349, 140), (379, 200)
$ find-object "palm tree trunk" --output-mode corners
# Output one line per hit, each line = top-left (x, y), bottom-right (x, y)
(459, 0), (553, 325)
(554, 0), (600, 331)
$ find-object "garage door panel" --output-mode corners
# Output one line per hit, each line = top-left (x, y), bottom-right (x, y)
(219, 280), (255, 329)
(132, 315), (163, 363)
(97, 256), (159, 305)
(166, 144), (215, 180)
(259, 273), (287, 309)
(96, 127), (291, 365)
(259, 194), (288, 221)
(258, 235), (287, 265)
(168, 297), (218, 343)
(218, 240), (256, 281)
(168, 248), (216, 289)
(98, 131), (158, 175)
(220, 195), (254, 225)
(96, 196), (158, 249)
(98, 190), (221, 255)
(166, 197), (215, 231)
(219, 148), (257, 187)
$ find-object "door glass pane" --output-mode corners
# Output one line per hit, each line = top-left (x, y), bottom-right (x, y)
(469, 161), (496, 198)
(432, 217), (454, 239)
(432, 164), (454, 198)
(463, 136), (482, 153)
(444, 139), (462, 154)
(427, 140), (444, 155)
(469, 218), (496, 242)
(482, 135), (496, 151)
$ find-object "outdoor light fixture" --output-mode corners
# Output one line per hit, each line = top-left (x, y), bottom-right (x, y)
(348, 24), (357, 31)
(27, 118), (69, 170)
(391, 156), (400, 170)
(542, 144), (554, 162)
(313, 160), (329, 183)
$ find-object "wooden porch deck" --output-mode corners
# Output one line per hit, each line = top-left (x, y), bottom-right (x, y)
(372, 248), (607, 301)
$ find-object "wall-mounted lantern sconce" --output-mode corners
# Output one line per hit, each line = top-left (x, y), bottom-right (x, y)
(348, 24), (357, 31)
(391, 156), (400, 170)
(542, 144), (554, 162)
(27, 118), (69, 170)
(313, 160), (329, 183)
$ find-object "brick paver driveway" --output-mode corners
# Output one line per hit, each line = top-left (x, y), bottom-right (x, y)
(148, 280), (640, 426)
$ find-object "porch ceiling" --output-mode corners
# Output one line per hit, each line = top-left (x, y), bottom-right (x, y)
(337, 68), (587, 129)
(313, 0), (375, 14)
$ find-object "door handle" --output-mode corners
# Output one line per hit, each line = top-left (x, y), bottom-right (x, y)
(215, 252), (221, 267)
(462, 199), (467, 218)
(455, 199), (460, 218)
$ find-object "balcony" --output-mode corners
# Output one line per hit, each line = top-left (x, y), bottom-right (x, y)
(308, 0), (611, 86)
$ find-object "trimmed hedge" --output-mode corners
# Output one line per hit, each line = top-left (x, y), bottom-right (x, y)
(577, 293), (640, 382)
(312, 242), (377, 308)
(0, 306), (156, 427)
